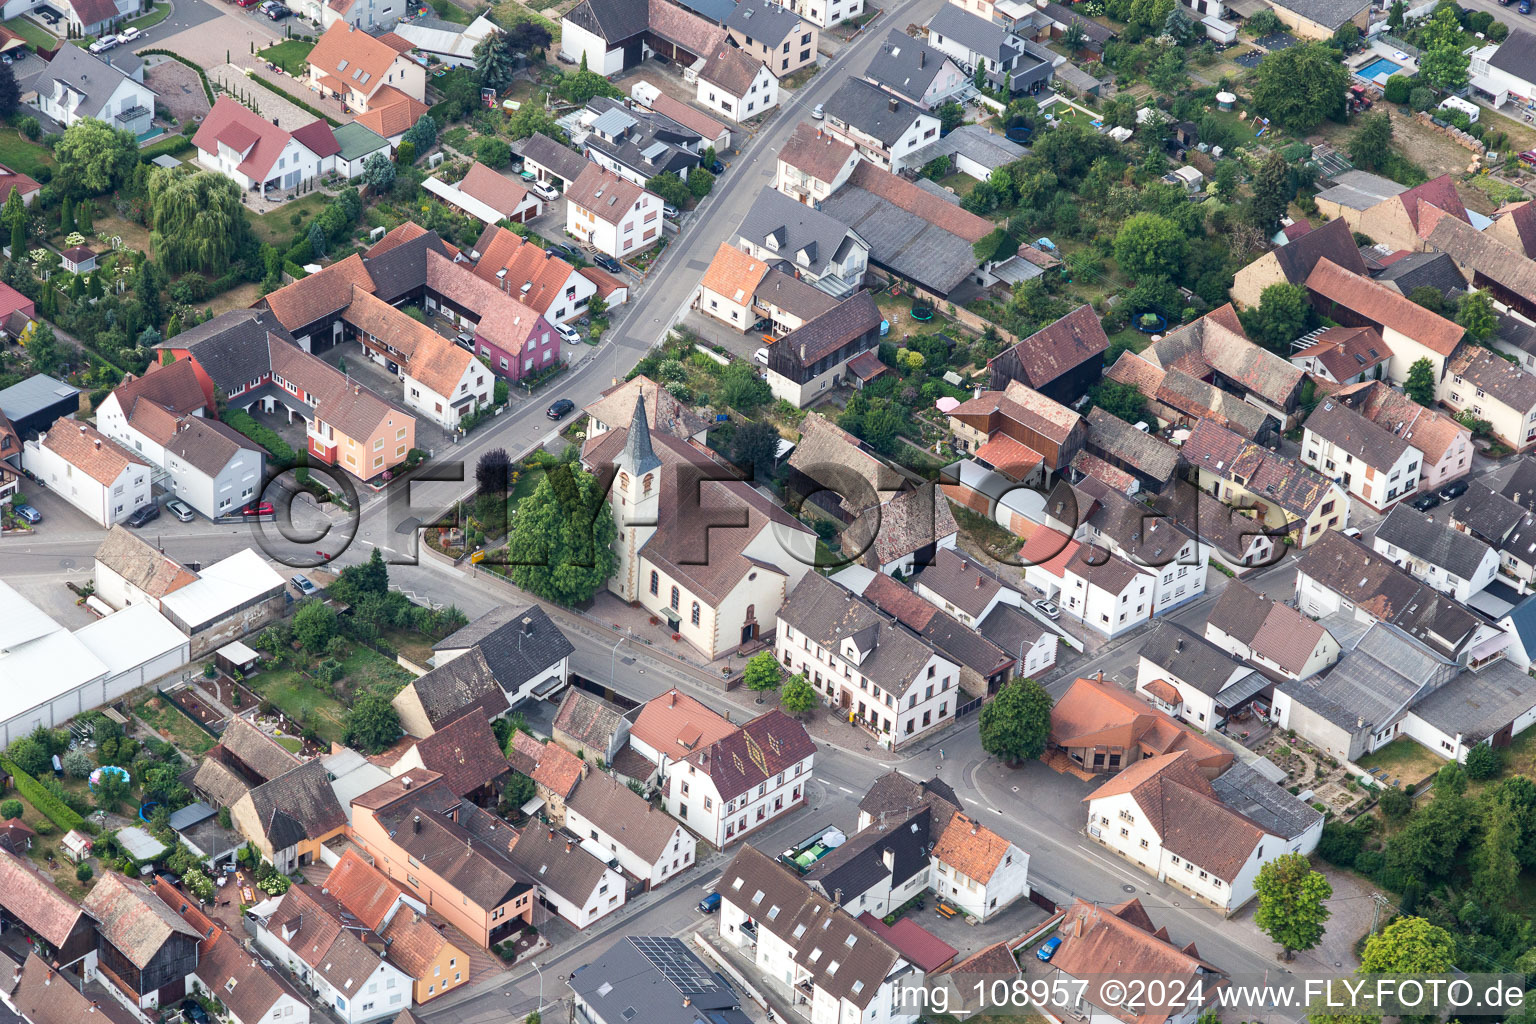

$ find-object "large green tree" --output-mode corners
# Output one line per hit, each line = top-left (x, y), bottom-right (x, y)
(1404, 356), (1437, 406)
(344, 691), (403, 754)
(1088, 380), (1146, 424)
(53, 118), (139, 197)
(780, 674), (818, 715)
(1248, 152), (1292, 236)
(1360, 916), (1457, 973)
(1457, 290), (1498, 343)
(1254, 852), (1333, 960)
(1251, 43), (1347, 130)
(148, 168), (254, 275)
(1348, 111), (1394, 173)
(730, 418), (781, 484)
(293, 600), (338, 653)
(1418, 6), (1469, 91)
(1113, 213), (1186, 280)
(1241, 282), (1310, 351)
(504, 464), (618, 605)
(743, 651), (783, 692)
(474, 32), (516, 92)
(979, 677), (1052, 764)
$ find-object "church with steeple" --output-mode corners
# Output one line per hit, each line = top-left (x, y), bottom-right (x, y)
(580, 390), (818, 661)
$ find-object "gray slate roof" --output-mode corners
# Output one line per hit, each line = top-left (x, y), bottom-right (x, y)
(1210, 761), (1322, 842)
(725, 0), (804, 44)
(823, 77), (930, 148)
(907, 124), (1027, 176)
(1085, 407), (1179, 483)
(819, 187), (978, 295)
(1317, 170), (1406, 212)
(0, 374), (78, 424)
(169, 310), (294, 394)
(516, 132), (591, 185)
(1487, 27), (1536, 81)
(863, 29), (951, 103)
(1376, 251), (1467, 300)
(1278, 621), (1455, 733)
(977, 603), (1051, 661)
(1267, 0), (1368, 30)
(569, 936), (751, 1024)
(1140, 621), (1249, 696)
(563, 0), (648, 41)
(927, 3), (1021, 65)
(776, 572), (941, 696)
(737, 186), (859, 279)
(43, 45), (144, 122)
(1376, 503), (1494, 581)
(434, 604), (575, 691)
(1304, 398), (1414, 471)
(1411, 658), (1536, 743)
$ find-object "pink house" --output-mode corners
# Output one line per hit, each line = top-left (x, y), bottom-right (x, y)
(425, 249), (558, 382)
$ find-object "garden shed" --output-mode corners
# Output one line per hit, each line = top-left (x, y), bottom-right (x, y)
(214, 640), (261, 677)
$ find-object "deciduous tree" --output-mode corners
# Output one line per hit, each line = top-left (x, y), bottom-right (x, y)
(54, 118), (139, 197)
(293, 600), (338, 654)
(1251, 43), (1347, 130)
(1113, 212), (1186, 280)
(1254, 852), (1332, 959)
(730, 418), (780, 484)
(345, 691), (403, 755)
(1348, 111), (1394, 172)
(1241, 282), (1310, 351)
(1419, 6), (1469, 91)
(148, 168), (254, 275)
(1405, 356), (1437, 406)
(743, 651), (783, 692)
(979, 678), (1052, 764)
(504, 464), (618, 605)
(1359, 916), (1457, 974)
(780, 674), (818, 715)
(1457, 290), (1498, 343)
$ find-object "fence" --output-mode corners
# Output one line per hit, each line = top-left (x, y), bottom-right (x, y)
(158, 685), (223, 739)
(955, 695), (985, 719)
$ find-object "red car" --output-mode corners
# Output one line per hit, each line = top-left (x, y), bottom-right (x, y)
(242, 501), (275, 516)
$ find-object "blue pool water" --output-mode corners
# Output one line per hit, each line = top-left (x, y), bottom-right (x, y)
(1356, 56), (1402, 80)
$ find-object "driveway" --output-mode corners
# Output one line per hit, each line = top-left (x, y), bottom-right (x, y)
(153, 5), (281, 70)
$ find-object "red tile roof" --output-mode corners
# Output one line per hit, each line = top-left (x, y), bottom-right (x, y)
(1305, 258), (1464, 356)
(855, 913), (957, 973)
(324, 848), (410, 930)
(39, 417), (148, 486)
(631, 688), (736, 759)
(193, 98), (304, 183)
(1051, 678), (1232, 772)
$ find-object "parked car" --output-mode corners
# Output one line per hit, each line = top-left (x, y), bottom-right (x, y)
(710, 159), (725, 174)
(547, 398), (575, 420)
(662, 203), (681, 219)
(556, 51), (576, 64)
(593, 253), (622, 274)
(242, 500), (275, 517)
(754, 347), (769, 365)
(182, 1001), (210, 1024)
(166, 498), (195, 522)
(1439, 480), (1469, 501)
(126, 503), (160, 528)
(529, 179), (558, 201)
(266, 6), (290, 21)
(1341, 527), (1362, 539)
(88, 35), (119, 53)
(554, 321), (581, 345)
(1037, 936), (1062, 962)
(546, 241), (581, 260)
(290, 574), (318, 596)
(1033, 598), (1060, 620)
(812, 103), (824, 119)
(115, 25), (140, 41)
(1522, 0), (1531, 13)
(698, 892), (721, 914)
(12, 503), (40, 524)
(1409, 492), (1441, 512)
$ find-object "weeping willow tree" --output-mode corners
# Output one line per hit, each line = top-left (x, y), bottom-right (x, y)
(148, 168), (253, 276)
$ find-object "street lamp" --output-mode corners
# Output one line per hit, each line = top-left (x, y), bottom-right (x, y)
(609, 634), (624, 689)
(531, 960), (545, 1018)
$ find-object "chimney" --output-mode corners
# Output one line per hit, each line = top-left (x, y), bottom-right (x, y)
(683, 998), (692, 1009)
(93, 438), (100, 449)
(402, 776), (412, 790)
(273, 118), (279, 126)
(887, 97), (898, 112)
(920, 49), (926, 67)
(881, 848), (894, 872)
(413, 815), (420, 833)
(44, 972), (51, 987)
(1357, 717), (1364, 728)
(565, 840), (573, 853)
(670, 691), (677, 707)
(832, 887), (842, 907)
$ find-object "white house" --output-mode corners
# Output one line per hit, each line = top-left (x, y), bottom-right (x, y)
(470, 225), (597, 325)
(92, 526), (198, 613)
(1022, 529), (1157, 639)
(764, 0), (864, 29)
(34, 45), (155, 135)
(195, 935), (313, 1024)
(23, 417), (150, 527)
(417, 605), (575, 721)
(777, 573), (965, 749)
(564, 164), (663, 260)
(820, 77), (940, 174)
(563, 772), (694, 888)
(663, 709), (814, 848)
(503, 823), (628, 928)
(1373, 503), (1499, 604)
(837, 772), (1031, 923)
(1469, 29), (1536, 110)
(1084, 752), (1324, 915)
(193, 97), (336, 193)
(717, 845), (924, 1024)
(1301, 398), (1423, 512)
(54, 0), (141, 38)
(696, 46), (779, 124)
(1074, 484), (1209, 617)
(1137, 622), (1274, 730)
(255, 887), (413, 1024)
(1201, 580), (1340, 682)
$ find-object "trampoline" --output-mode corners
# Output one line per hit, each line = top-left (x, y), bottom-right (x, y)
(1135, 313), (1168, 334)
(911, 306), (934, 321)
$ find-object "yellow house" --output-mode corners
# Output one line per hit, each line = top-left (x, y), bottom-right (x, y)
(382, 909), (472, 1002)
(1183, 419), (1349, 547)
(229, 760), (348, 872)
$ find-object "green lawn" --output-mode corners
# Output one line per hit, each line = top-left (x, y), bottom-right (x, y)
(125, 2), (171, 30)
(2, 17), (58, 49)
(250, 644), (410, 745)
(135, 694), (217, 755)
(274, 736), (303, 753)
(428, 0), (473, 23)
(1355, 738), (1445, 787)
(0, 130), (54, 178)
(258, 38), (316, 75)
(246, 192), (330, 247)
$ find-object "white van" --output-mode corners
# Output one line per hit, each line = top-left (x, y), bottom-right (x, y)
(1438, 95), (1480, 123)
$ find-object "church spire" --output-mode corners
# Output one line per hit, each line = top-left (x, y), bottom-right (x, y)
(619, 394), (661, 477)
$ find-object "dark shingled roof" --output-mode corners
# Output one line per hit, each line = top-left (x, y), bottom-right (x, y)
(1375, 503), (1494, 582)
(409, 711), (510, 797)
(552, 688), (626, 752)
(1267, 0), (1368, 30)
(988, 304), (1109, 393)
(569, 937), (752, 1024)
(563, 0), (647, 41)
(1488, 27), (1536, 79)
(245, 760), (347, 848)
(434, 604), (575, 692)
(977, 603), (1052, 662)
(1303, 398), (1414, 471)
(777, 572), (944, 696)
(397, 648), (513, 730)
(1271, 217), (1369, 285)
(1084, 407), (1179, 483)
(777, 291), (883, 368)
(514, 132), (591, 186)
(1376, 250), (1467, 299)
(169, 310), (295, 393)
(724, 0), (803, 43)
(863, 30), (951, 103)
(805, 805), (933, 903)
(1139, 621), (1249, 696)
(823, 77), (930, 148)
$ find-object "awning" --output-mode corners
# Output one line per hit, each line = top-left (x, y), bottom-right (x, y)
(1224, 0), (1265, 14)
(531, 675), (564, 698)
(1215, 671), (1271, 712)
(661, 607), (682, 627)
(521, 796), (546, 816)
(217, 639), (259, 666)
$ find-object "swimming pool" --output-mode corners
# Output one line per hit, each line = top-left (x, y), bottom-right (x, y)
(1356, 56), (1402, 80)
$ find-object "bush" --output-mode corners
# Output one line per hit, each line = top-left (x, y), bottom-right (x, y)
(0, 756), (84, 833)
(1409, 87), (1434, 112)
(0, 800), (20, 820)
(222, 409), (296, 466)
(75, 862), (93, 882)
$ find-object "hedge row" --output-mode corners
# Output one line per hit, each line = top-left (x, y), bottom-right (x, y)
(139, 134), (195, 163)
(223, 408), (297, 466)
(0, 756), (86, 834)
(139, 49), (214, 103)
(243, 73), (341, 128)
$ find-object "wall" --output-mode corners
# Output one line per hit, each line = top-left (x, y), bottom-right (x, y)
(559, 18), (626, 75)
